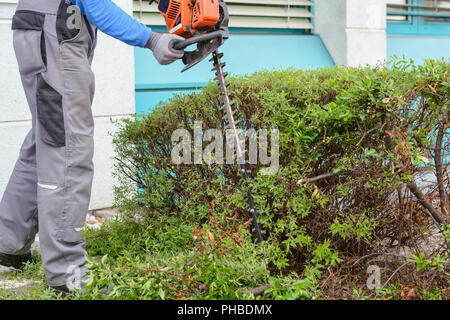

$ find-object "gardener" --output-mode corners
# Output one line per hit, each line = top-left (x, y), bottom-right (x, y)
(0, 0), (184, 294)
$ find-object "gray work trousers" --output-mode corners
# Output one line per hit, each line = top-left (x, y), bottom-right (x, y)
(0, 0), (97, 287)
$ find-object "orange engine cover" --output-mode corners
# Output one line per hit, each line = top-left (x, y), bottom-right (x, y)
(157, 0), (220, 38)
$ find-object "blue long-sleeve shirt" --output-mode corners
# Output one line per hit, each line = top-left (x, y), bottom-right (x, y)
(72, 0), (152, 48)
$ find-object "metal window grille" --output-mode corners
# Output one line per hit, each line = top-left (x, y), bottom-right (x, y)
(387, 0), (450, 22)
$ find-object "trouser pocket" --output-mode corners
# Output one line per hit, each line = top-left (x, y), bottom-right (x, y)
(56, 0), (82, 43)
(36, 74), (65, 147)
(12, 10), (47, 75)
(12, 11), (64, 147)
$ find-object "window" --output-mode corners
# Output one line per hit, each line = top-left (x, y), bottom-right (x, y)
(387, 0), (409, 21)
(133, 0), (313, 31)
(387, 0), (450, 23)
(424, 0), (450, 22)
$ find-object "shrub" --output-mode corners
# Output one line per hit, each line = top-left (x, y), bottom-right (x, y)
(111, 58), (449, 299)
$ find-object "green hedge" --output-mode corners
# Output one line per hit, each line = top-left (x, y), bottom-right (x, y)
(112, 59), (449, 284)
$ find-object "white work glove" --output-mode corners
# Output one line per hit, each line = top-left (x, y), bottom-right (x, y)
(145, 32), (185, 65)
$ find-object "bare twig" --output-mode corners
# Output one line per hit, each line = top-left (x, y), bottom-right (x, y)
(238, 284), (272, 296)
(376, 261), (412, 297)
(297, 172), (341, 185)
(356, 122), (387, 147)
(351, 252), (407, 266)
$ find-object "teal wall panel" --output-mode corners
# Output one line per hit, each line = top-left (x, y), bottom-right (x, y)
(135, 34), (334, 114)
(136, 88), (204, 115)
(387, 21), (450, 36)
(387, 35), (450, 63)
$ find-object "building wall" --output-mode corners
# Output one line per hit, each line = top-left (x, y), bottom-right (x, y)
(314, 0), (387, 67)
(0, 0), (135, 210)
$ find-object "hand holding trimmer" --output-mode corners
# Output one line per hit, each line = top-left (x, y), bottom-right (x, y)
(145, 32), (185, 65)
(149, 0), (229, 71)
(150, 0), (265, 242)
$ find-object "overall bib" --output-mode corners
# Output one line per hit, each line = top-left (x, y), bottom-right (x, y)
(0, 0), (97, 287)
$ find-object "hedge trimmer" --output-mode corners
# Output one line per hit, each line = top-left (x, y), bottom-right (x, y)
(149, 0), (265, 242)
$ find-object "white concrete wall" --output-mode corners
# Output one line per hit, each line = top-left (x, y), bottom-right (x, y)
(314, 0), (387, 67)
(0, 0), (135, 210)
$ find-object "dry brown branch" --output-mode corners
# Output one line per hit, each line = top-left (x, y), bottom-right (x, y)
(406, 182), (448, 225)
(433, 106), (449, 215)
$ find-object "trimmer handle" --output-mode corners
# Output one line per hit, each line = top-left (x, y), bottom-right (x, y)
(170, 31), (225, 51)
